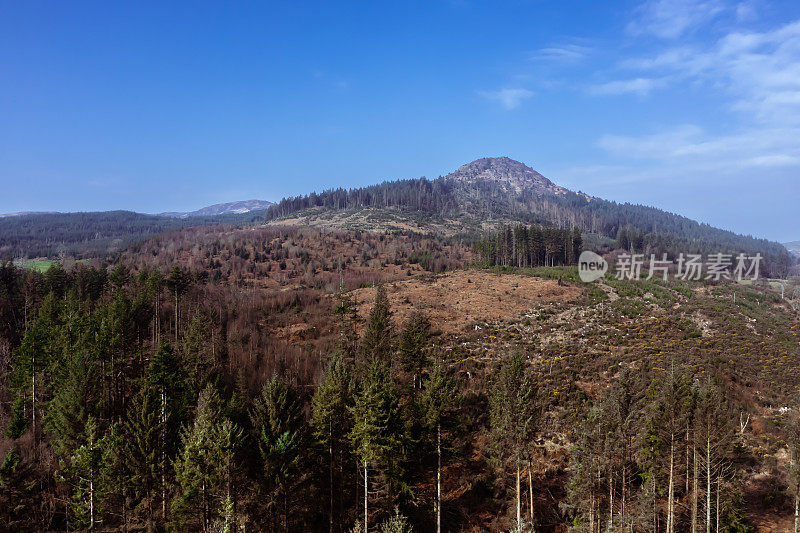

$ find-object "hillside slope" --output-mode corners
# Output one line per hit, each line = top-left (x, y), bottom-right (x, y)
(0, 209), (267, 259)
(158, 199), (273, 218)
(267, 157), (794, 275)
(3, 221), (798, 531)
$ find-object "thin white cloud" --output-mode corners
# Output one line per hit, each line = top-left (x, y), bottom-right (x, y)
(589, 77), (665, 96)
(619, 18), (800, 125)
(531, 44), (591, 62)
(544, 1), (800, 240)
(597, 124), (800, 170)
(735, 0), (759, 23)
(479, 88), (534, 109)
(627, 0), (726, 39)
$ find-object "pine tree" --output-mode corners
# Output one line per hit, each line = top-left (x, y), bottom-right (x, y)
(172, 385), (242, 532)
(165, 266), (189, 343)
(250, 375), (308, 531)
(349, 359), (405, 532)
(567, 406), (606, 533)
(120, 389), (162, 529)
(694, 379), (734, 533)
(489, 352), (539, 527)
(359, 284), (394, 369)
(571, 227), (583, 262)
(647, 366), (692, 533)
(311, 353), (354, 533)
(47, 349), (94, 461)
(12, 292), (60, 443)
(419, 357), (457, 533)
(333, 288), (361, 362)
(0, 446), (38, 529)
(601, 367), (646, 531)
(788, 401), (800, 533)
(181, 313), (215, 391)
(145, 340), (188, 524)
(398, 311), (431, 390)
(61, 416), (106, 531)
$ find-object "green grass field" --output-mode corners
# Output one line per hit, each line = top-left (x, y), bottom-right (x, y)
(14, 259), (57, 272)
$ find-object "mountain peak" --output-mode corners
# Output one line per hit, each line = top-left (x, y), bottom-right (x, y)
(158, 199), (273, 218)
(445, 157), (567, 194)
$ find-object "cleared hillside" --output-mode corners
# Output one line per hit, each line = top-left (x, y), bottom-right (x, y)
(267, 157), (794, 276)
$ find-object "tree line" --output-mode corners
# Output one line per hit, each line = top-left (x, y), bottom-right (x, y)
(0, 210), (265, 260)
(1, 260), (799, 531)
(473, 224), (583, 268)
(265, 176), (794, 277)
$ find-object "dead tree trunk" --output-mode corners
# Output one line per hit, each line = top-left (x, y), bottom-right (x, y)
(692, 447), (698, 533)
(608, 469), (614, 532)
(437, 423), (442, 533)
(715, 472), (720, 533)
(516, 460), (521, 526)
(667, 436), (675, 533)
(329, 420), (334, 533)
(528, 460), (534, 522)
(706, 436), (711, 533)
(364, 460), (369, 533)
(31, 358), (36, 446)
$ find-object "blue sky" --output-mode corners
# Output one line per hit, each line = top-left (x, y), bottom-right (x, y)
(1, 0), (799, 241)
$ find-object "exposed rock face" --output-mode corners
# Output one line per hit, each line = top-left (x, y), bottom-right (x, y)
(444, 156), (568, 195)
(159, 199), (274, 218)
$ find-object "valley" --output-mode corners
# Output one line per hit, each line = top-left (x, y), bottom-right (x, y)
(0, 159), (797, 532)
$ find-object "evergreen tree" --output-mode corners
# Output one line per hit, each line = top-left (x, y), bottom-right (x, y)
(165, 266), (189, 343)
(47, 349), (95, 461)
(250, 375), (308, 531)
(350, 359), (405, 532)
(568, 406), (606, 533)
(172, 385), (242, 532)
(0, 446), (38, 529)
(398, 311), (431, 390)
(60, 416), (106, 531)
(601, 367), (646, 531)
(145, 340), (188, 524)
(788, 401), (800, 533)
(647, 367), (692, 533)
(12, 292), (60, 442)
(571, 227), (583, 262)
(333, 287), (361, 362)
(419, 357), (457, 533)
(694, 379), (735, 533)
(311, 353), (354, 533)
(359, 284), (394, 369)
(489, 352), (539, 527)
(120, 388), (162, 529)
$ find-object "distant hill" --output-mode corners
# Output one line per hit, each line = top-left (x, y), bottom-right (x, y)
(267, 156), (794, 276)
(0, 209), (268, 259)
(0, 211), (60, 218)
(1, 158), (793, 276)
(785, 240), (800, 257)
(446, 156), (570, 195)
(159, 199), (273, 218)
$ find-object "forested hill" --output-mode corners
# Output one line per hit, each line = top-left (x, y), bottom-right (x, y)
(0, 210), (268, 259)
(267, 157), (794, 275)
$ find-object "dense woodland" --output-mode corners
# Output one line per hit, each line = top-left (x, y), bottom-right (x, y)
(267, 176), (793, 276)
(473, 225), (583, 268)
(0, 211), (266, 259)
(1, 163), (793, 280)
(0, 164), (797, 531)
(0, 218), (799, 531)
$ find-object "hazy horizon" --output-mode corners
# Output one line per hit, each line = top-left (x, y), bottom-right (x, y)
(2, 0), (799, 241)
